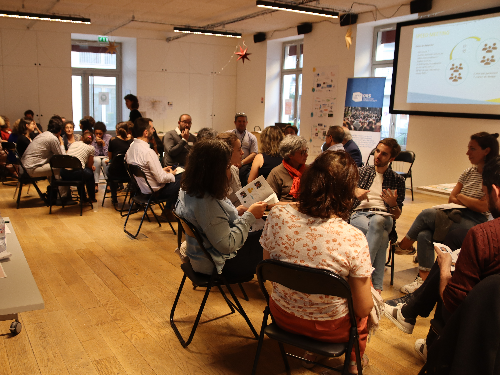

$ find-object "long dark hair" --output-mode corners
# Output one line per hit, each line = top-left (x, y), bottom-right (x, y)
(298, 151), (358, 220)
(181, 139), (231, 200)
(471, 132), (499, 164)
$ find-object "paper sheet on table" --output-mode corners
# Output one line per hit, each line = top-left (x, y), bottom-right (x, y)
(432, 203), (466, 210)
(236, 176), (278, 208)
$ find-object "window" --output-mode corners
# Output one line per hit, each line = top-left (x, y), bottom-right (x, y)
(280, 41), (303, 130)
(372, 25), (408, 149)
(71, 41), (122, 129)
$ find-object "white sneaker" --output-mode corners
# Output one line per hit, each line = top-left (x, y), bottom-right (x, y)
(384, 304), (416, 334)
(400, 276), (424, 294)
(414, 339), (427, 361)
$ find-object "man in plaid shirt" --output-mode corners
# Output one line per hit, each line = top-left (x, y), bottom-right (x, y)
(350, 138), (406, 292)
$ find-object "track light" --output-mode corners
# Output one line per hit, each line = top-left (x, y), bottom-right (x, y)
(256, 0), (339, 18)
(173, 27), (241, 38)
(0, 9), (91, 24)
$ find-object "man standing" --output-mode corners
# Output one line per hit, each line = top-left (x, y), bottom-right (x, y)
(323, 125), (345, 152)
(350, 138), (406, 292)
(229, 113), (258, 185)
(342, 127), (363, 167)
(127, 118), (181, 209)
(162, 114), (197, 167)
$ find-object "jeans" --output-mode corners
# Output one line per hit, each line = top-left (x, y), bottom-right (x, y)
(154, 173), (182, 209)
(93, 156), (107, 183)
(60, 167), (95, 201)
(406, 208), (487, 271)
(350, 211), (393, 290)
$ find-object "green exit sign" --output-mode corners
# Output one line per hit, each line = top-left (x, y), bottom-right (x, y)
(98, 36), (108, 43)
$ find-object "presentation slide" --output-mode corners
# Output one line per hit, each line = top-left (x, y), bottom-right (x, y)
(407, 16), (500, 105)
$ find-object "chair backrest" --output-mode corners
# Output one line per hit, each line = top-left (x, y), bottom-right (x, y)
(256, 259), (357, 327)
(172, 211), (217, 269)
(49, 155), (82, 170)
(109, 153), (127, 176)
(2, 142), (16, 152)
(391, 150), (415, 175)
(127, 163), (155, 195)
(365, 148), (376, 166)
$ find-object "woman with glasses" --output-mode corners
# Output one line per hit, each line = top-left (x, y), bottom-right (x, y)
(266, 134), (308, 203)
(261, 151), (373, 373)
(248, 126), (284, 183)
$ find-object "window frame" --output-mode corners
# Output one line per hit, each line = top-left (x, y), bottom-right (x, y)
(279, 40), (303, 129)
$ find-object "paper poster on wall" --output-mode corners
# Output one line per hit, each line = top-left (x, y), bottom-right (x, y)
(311, 66), (338, 119)
(309, 123), (328, 157)
(284, 99), (293, 115)
(139, 96), (168, 120)
(344, 78), (386, 161)
(98, 92), (109, 105)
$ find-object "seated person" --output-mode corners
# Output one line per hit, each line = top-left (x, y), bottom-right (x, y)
(79, 116), (95, 133)
(350, 138), (405, 292)
(342, 127), (363, 167)
(162, 114), (196, 167)
(385, 155), (500, 361)
(266, 135), (308, 203)
(62, 121), (81, 151)
(216, 133), (244, 208)
(91, 121), (112, 193)
(248, 126), (284, 183)
(196, 127), (218, 141)
(396, 132), (499, 294)
(125, 118), (181, 211)
(175, 138), (267, 278)
(0, 116), (11, 141)
(261, 151), (373, 374)
(15, 118), (38, 157)
(61, 130), (96, 202)
(283, 124), (298, 136)
(107, 122), (133, 204)
(324, 125), (345, 152)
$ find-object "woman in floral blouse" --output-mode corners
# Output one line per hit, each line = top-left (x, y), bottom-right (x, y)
(261, 151), (373, 374)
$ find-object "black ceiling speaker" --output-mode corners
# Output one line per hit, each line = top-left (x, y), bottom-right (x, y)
(339, 13), (358, 26)
(410, 0), (432, 14)
(253, 32), (266, 43)
(297, 22), (313, 35)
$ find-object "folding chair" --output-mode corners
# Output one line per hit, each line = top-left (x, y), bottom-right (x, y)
(385, 221), (398, 286)
(252, 259), (364, 375)
(49, 155), (93, 216)
(123, 163), (176, 238)
(3, 142), (49, 208)
(170, 212), (258, 348)
(392, 150), (416, 201)
(101, 154), (131, 211)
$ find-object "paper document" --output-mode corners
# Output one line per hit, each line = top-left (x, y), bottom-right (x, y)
(434, 242), (461, 271)
(432, 203), (465, 210)
(236, 176), (278, 208)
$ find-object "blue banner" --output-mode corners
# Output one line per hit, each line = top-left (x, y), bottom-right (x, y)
(344, 77), (386, 108)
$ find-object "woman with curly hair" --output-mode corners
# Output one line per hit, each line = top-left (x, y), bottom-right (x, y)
(248, 126), (284, 183)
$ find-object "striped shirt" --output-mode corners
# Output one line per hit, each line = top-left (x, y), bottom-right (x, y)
(67, 141), (94, 168)
(458, 166), (489, 216)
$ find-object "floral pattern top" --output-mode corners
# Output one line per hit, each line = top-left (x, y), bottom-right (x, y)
(260, 204), (373, 321)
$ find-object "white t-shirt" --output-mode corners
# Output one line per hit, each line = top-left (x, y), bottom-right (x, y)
(260, 204), (373, 320)
(355, 171), (386, 211)
(67, 141), (94, 168)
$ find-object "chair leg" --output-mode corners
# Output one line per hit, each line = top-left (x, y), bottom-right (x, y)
(238, 283), (249, 301)
(217, 285), (236, 314)
(119, 189), (132, 216)
(13, 181), (19, 199)
(390, 243), (395, 285)
(251, 308), (270, 375)
(124, 202), (148, 239)
(170, 274), (213, 348)
(278, 342), (290, 372)
(223, 282), (258, 339)
(410, 176), (414, 201)
(16, 183), (23, 209)
(101, 182), (109, 207)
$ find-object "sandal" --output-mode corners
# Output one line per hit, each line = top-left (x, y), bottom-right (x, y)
(349, 354), (368, 374)
(394, 242), (416, 255)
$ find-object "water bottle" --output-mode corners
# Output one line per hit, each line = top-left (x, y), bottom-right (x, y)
(0, 216), (5, 253)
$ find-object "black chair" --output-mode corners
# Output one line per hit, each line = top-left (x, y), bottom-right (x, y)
(3, 142), (49, 208)
(0, 142), (18, 184)
(101, 154), (131, 210)
(252, 259), (364, 375)
(49, 155), (93, 216)
(385, 222), (398, 286)
(392, 150), (416, 201)
(170, 212), (258, 348)
(123, 163), (176, 238)
(365, 148), (376, 165)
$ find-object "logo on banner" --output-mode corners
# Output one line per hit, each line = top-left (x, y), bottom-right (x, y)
(352, 91), (377, 103)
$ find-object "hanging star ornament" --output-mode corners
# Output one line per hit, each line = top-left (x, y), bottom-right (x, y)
(106, 41), (117, 54)
(235, 45), (251, 63)
(345, 26), (352, 49)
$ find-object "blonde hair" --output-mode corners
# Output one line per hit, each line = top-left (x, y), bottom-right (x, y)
(260, 126), (284, 157)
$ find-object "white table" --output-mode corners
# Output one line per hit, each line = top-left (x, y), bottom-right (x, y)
(0, 222), (44, 334)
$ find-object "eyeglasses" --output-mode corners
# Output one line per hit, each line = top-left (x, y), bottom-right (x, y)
(300, 148), (309, 155)
(180, 120), (192, 125)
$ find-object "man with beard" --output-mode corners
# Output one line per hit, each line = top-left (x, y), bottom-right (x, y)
(350, 138), (406, 292)
(384, 156), (500, 362)
(162, 114), (197, 167)
(126, 118), (181, 209)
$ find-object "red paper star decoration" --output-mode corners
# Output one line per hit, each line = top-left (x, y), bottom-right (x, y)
(235, 46), (251, 63)
(106, 41), (117, 54)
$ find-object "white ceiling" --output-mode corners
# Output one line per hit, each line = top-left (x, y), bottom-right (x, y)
(0, 0), (408, 35)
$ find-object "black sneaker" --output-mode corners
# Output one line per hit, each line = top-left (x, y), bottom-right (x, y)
(385, 292), (414, 307)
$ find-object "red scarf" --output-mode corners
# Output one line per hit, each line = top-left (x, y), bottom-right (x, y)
(283, 159), (306, 199)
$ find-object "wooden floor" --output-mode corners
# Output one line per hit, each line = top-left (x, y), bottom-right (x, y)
(0, 180), (448, 375)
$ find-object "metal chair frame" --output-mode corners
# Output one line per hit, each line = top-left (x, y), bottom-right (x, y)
(170, 212), (258, 348)
(101, 154), (131, 212)
(252, 259), (363, 375)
